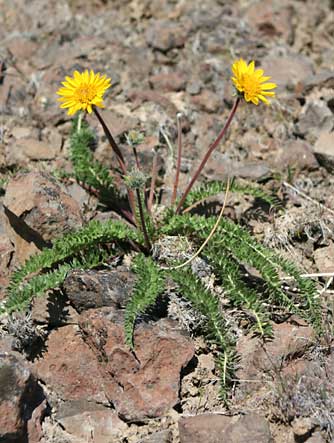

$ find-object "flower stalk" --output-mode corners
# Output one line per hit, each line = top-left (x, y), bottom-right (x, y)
(175, 97), (240, 214)
(135, 188), (151, 250)
(92, 107), (138, 223)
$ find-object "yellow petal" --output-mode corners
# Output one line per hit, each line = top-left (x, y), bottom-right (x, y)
(261, 82), (277, 90)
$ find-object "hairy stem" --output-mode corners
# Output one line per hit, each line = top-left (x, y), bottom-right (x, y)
(176, 98), (240, 214)
(136, 188), (151, 250)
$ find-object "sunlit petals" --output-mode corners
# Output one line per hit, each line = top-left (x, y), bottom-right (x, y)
(231, 58), (277, 105)
(57, 69), (111, 116)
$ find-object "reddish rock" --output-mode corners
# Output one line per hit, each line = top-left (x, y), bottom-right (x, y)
(314, 242), (334, 273)
(3, 172), (83, 263)
(272, 139), (318, 172)
(0, 352), (45, 442)
(237, 320), (314, 385)
(149, 72), (187, 92)
(191, 90), (222, 113)
(27, 399), (48, 443)
(179, 413), (272, 443)
(79, 308), (195, 421)
(0, 208), (15, 285)
(244, 0), (294, 42)
(33, 325), (113, 405)
(146, 20), (189, 51)
(226, 414), (273, 443)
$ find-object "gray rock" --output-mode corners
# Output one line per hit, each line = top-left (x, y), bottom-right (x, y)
(313, 131), (334, 172)
(146, 20), (189, 51)
(63, 268), (136, 313)
(58, 409), (127, 443)
(303, 71), (334, 93)
(139, 430), (172, 443)
(261, 55), (314, 91)
(298, 100), (333, 136)
(179, 413), (273, 443)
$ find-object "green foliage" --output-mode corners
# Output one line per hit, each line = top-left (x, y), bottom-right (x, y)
(171, 269), (236, 399)
(2, 115), (321, 401)
(4, 219), (142, 314)
(162, 213), (321, 331)
(182, 179), (279, 210)
(70, 117), (118, 205)
(124, 254), (165, 349)
(205, 248), (272, 337)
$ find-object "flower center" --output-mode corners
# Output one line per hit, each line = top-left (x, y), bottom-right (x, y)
(75, 84), (97, 103)
(242, 74), (261, 97)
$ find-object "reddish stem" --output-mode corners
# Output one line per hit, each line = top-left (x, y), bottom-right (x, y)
(92, 106), (137, 223)
(175, 97), (240, 214)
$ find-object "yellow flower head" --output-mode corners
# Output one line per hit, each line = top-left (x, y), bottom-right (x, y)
(231, 59), (276, 105)
(57, 70), (111, 116)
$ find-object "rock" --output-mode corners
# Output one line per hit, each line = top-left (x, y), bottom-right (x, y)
(149, 72), (187, 92)
(139, 429), (172, 443)
(63, 268), (136, 313)
(298, 100), (333, 137)
(206, 155), (271, 181)
(273, 139), (318, 172)
(146, 20), (189, 51)
(179, 413), (272, 443)
(306, 431), (327, 443)
(30, 291), (79, 327)
(291, 417), (315, 438)
(303, 71), (334, 93)
(27, 399), (48, 443)
(6, 138), (59, 166)
(58, 409), (127, 443)
(0, 207), (15, 285)
(3, 172), (83, 263)
(179, 414), (232, 443)
(79, 308), (195, 421)
(244, 0), (294, 43)
(225, 414), (273, 443)
(313, 131), (334, 172)
(314, 243), (334, 273)
(261, 55), (314, 92)
(237, 320), (314, 388)
(0, 352), (45, 442)
(33, 324), (114, 406)
(191, 90), (223, 113)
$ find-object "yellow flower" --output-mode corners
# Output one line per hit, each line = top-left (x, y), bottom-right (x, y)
(57, 70), (111, 116)
(231, 59), (276, 105)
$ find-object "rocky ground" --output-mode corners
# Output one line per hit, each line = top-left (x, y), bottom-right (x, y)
(0, 0), (334, 442)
